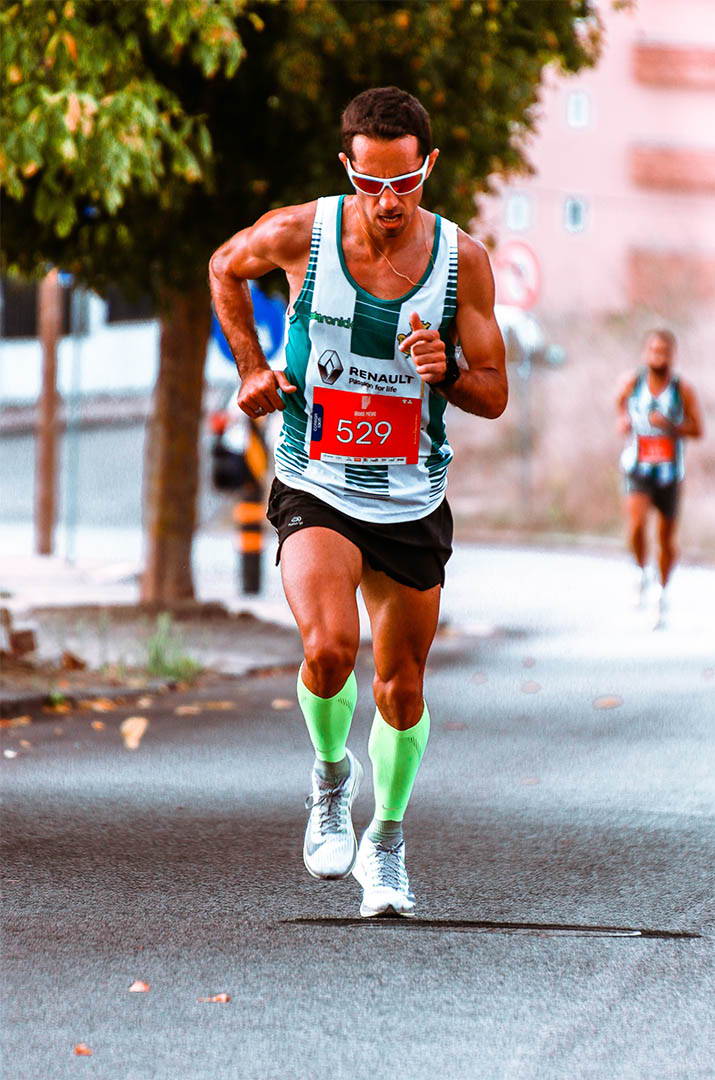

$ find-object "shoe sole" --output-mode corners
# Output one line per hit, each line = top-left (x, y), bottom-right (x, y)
(303, 758), (363, 881)
(353, 859), (415, 918)
(359, 902), (415, 919)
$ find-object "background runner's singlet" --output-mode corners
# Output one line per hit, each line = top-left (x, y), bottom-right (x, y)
(274, 195), (459, 524)
(620, 368), (684, 485)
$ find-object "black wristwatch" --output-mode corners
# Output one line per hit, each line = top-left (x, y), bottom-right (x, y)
(435, 353), (461, 391)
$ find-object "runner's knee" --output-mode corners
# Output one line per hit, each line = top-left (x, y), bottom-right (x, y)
(303, 635), (358, 696)
(373, 671), (424, 728)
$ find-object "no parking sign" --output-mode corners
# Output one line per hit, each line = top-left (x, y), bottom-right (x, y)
(495, 241), (541, 310)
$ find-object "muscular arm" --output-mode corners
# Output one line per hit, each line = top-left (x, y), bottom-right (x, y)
(444, 232), (507, 418)
(616, 372), (637, 436)
(397, 231), (507, 418)
(208, 203), (315, 415)
(675, 380), (704, 439)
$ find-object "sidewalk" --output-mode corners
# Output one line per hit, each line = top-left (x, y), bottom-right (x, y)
(3, 520), (715, 668)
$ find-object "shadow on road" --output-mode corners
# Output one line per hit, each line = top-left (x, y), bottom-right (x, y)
(285, 916), (701, 939)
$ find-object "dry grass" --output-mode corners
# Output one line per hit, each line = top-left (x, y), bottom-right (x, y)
(447, 308), (715, 561)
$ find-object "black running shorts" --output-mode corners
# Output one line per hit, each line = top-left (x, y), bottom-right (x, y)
(267, 477), (453, 591)
(624, 475), (680, 520)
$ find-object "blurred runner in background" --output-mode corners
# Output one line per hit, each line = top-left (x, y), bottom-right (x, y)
(617, 329), (704, 628)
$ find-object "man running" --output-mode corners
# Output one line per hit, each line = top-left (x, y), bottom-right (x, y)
(209, 86), (507, 916)
(617, 329), (703, 627)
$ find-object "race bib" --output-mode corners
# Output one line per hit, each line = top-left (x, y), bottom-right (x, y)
(309, 386), (421, 465)
(637, 435), (675, 465)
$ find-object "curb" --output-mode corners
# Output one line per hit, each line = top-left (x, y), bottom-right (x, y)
(0, 679), (177, 719)
(0, 661), (300, 719)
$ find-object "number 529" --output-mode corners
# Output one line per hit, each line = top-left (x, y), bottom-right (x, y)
(336, 418), (392, 445)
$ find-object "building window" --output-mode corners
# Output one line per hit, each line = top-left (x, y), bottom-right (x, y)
(567, 90), (590, 128)
(505, 192), (531, 232)
(564, 197), (588, 233)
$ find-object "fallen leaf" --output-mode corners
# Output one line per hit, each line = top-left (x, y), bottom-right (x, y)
(120, 716), (148, 750)
(53, 726), (64, 736)
(197, 992), (231, 1003)
(175, 704), (201, 716)
(19, 739), (32, 749)
(43, 702), (71, 714)
(202, 700), (235, 711)
(3, 749), (18, 759)
(593, 695), (623, 710)
(84, 698), (117, 713)
(128, 980), (150, 993)
(73, 1043), (92, 1056)
(472, 672), (488, 685)
(137, 696), (153, 708)
(90, 720), (106, 731)
(0, 715), (31, 728)
(521, 681), (541, 694)
(271, 698), (294, 710)
(522, 657), (536, 668)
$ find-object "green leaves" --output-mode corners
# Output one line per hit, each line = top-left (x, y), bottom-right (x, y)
(2, 0), (605, 296)
(1, 0), (246, 244)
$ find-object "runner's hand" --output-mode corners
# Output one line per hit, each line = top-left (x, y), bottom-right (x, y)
(238, 369), (296, 418)
(617, 414), (632, 436)
(399, 311), (447, 385)
(649, 410), (674, 432)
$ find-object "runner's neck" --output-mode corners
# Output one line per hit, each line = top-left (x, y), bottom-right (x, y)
(646, 367), (672, 396)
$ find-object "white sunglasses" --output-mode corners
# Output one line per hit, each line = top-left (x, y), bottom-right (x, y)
(345, 156), (430, 197)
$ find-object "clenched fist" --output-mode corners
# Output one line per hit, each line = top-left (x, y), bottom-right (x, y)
(238, 368), (297, 419)
(398, 311), (447, 385)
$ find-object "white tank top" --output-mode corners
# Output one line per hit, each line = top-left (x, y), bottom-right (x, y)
(274, 195), (459, 523)
(620, 368), (684, 484)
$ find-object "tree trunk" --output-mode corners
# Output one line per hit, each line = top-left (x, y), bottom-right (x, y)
(141, 285), (212, 606)
(35, 269), (62, 555)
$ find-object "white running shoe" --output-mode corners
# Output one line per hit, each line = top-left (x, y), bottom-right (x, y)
(353, 833), (415, 918)
(633, 565), (652, 610)
(303, 749), (363, 880)
(651, 583), (668, 630)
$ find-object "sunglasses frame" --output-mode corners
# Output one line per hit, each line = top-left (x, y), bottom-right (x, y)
(345, 156), (430, 197)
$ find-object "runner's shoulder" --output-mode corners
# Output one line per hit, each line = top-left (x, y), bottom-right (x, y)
(617, 369), (639, 399)
(252, 201), (318, 268)
(455, 229), (494, 307)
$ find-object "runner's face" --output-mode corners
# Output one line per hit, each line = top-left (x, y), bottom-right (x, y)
(340, 135), (437, 240)
(643, 335), (674, 375)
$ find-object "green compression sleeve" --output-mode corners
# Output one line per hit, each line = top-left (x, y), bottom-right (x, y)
(297, 667), (357, 763)
(368, 704), (430, 822)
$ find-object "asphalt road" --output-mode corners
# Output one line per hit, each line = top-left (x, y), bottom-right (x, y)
(2, 628), (714, 1080)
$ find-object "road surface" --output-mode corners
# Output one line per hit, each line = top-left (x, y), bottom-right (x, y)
(3, 610), (714, 1079)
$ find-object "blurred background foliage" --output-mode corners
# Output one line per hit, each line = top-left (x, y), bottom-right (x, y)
(2, 0), (602, 299)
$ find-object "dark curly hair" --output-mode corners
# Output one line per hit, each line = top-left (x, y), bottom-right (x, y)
(646, 328), (677, 353)
(341, 87), (432, 162)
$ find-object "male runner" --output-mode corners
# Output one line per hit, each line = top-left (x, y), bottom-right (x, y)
(209, 87), (507, 916)
(616, 329), (703, 627)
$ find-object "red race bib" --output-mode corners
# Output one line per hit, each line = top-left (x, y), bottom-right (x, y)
(637, 435), (675, 465)
(309, 386), (421, 465)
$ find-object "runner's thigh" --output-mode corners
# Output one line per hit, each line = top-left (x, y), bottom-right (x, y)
(280, 527), (363, 645)
(360, 565), (441, 678)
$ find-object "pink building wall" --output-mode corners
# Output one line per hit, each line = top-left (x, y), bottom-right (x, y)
(478, 0), (715, 315)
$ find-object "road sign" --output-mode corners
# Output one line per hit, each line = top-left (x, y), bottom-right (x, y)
(495, 241), (541, 310)
(212, 282), (286, 365)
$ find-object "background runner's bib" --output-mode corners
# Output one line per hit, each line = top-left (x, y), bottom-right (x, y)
(620, 369), (684, 486)
(274, 195), (459, 524)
